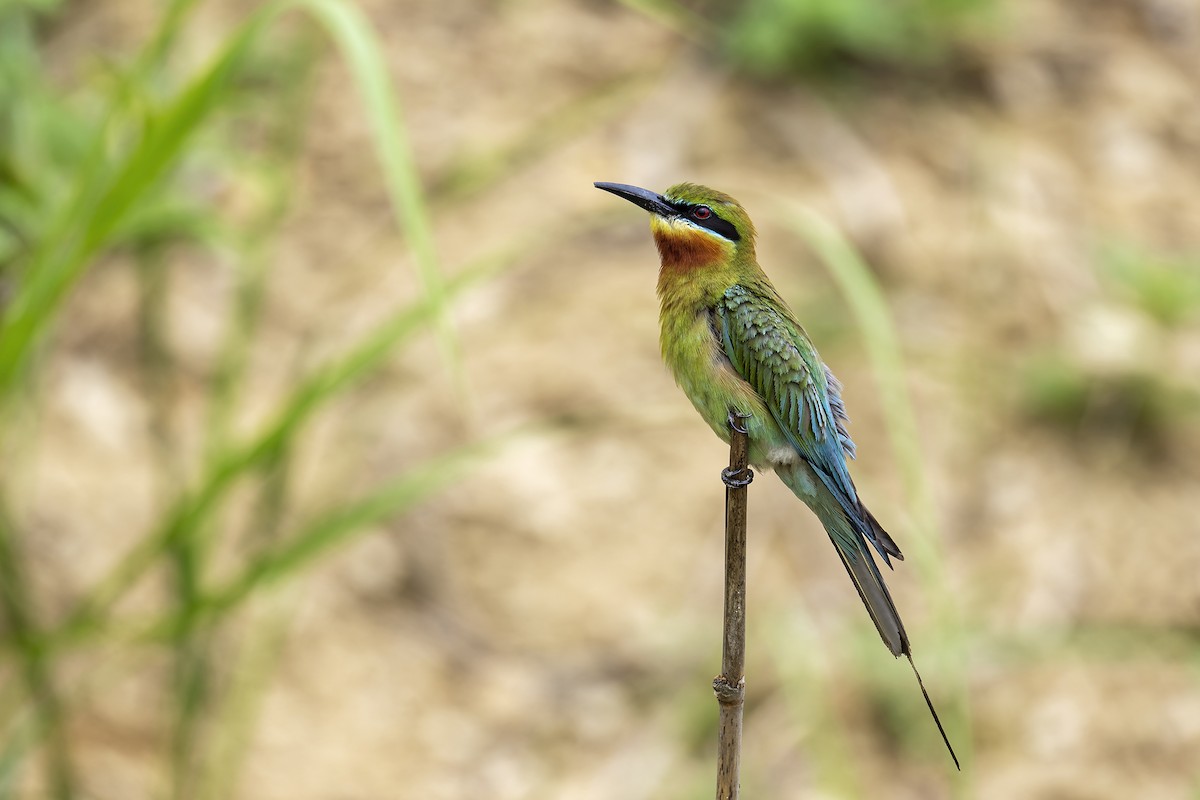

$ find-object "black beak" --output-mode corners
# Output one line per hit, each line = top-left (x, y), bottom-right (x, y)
(594, 182), (677, 217)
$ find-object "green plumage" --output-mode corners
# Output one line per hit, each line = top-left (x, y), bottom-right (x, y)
(714, 280), (911, 648)
(595, 179), (959, 769)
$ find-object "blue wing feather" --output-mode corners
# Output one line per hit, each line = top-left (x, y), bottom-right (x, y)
(718, 284), (900, 565)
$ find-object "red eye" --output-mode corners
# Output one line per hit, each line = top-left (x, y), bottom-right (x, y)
(693, 206), (712, 220)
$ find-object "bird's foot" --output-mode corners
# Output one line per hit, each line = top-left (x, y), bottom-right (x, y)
(721, 466), (754, 488)
(726, 409), (752, 434)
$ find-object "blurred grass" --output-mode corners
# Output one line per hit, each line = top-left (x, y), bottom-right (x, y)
(771, 612), (867, 797)
(0, 0), (455, 397)
(723, 0), (996, 77)
(619, 0), (997, 78)
(0, 1), (514, 796)
(1020, 243), (1200, 451)
(782, 206), (972, 783)
(1103, 244), (1200, 330)
(775, 213), (1198, 790)
(612, 0), (716, 41)
(5, 0), (1196, 797)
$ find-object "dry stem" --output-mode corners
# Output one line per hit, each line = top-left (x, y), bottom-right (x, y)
(715, 414), (752, 800)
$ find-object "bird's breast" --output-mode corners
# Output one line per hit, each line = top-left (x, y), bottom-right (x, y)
(659, 304), (771, 448)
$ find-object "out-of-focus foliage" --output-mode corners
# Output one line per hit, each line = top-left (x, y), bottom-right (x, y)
(720, 0), (996, 76)
(0, 1), (502, 796)
(0, 1), (306, 271)
(5, 0), (1200, 797)
(1021, 245), (1200, 449)
(1023, 359), (1191, 447)
(1103, 245), (1200, 329)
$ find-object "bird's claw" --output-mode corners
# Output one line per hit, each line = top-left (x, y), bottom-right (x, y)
(727, 410), (752, 435)
(721, 466), (754, 488)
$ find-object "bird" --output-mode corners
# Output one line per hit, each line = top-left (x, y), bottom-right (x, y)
(595, 180), (959, 770)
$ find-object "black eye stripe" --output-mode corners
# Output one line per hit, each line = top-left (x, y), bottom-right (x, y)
(669, 202), (741, 241)
(699, 214), (740, 241)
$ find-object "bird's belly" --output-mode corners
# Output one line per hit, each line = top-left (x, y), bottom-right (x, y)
(661, 309), (793, 469)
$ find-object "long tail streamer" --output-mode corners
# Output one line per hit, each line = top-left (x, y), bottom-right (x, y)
(907, 654), (961, 770)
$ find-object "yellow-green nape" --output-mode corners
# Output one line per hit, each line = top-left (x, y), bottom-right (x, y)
(663, 182), (757, 242)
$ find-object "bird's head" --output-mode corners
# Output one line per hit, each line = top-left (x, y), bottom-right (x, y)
(595, 181), (756, 271)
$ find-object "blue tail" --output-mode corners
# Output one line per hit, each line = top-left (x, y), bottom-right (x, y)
(777, 465), (960, 769)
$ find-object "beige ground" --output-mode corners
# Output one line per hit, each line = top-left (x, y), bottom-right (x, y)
(13, 0), (1200, 797)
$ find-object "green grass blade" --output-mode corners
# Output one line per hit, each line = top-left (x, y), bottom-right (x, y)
(293, 0), (462, 396)
(0, 711), (36, 798)
(133, 0), (204, 78)
(0, 506), (75, 799)
(784, 207), (948, 574)
(150, 433), (507, 638)
(783, 205), (974, 777)
(194, 595), (293, 800)
(0, 0), (457, 407)
(0, 5), (272, 399)
(785, 208), (938, 564)
(33, 262), (496, 655)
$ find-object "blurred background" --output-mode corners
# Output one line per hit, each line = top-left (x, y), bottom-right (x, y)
(2, 0), (1199, 797)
